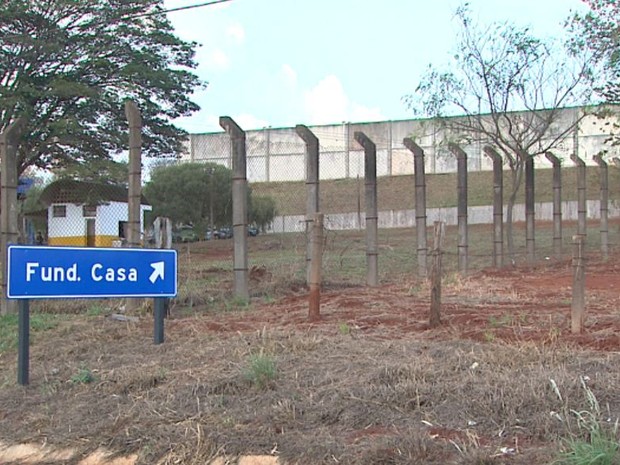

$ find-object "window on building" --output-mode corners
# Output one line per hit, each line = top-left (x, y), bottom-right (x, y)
(82, 205), (97, 217)
(52, 205), (66, 218)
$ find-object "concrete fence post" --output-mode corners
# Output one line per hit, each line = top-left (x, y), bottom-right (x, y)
(545, 152), (563, 258)
(1, 118), (24, 315)
(354, 131), (378, 287)
(124, 101), (142, 249)
(483, 146), (503, 268)
(403, 138), (427, 278)
(220, 116), (249, 301)
(571, 154), (587, 238)
(448, 143), (468, 275)
(525, 154), (535, 264)
(295, 125), (320, 286)
(593, 154), (608, 260)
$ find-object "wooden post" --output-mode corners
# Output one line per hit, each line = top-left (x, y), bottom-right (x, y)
(545, 152), (563, 258)
(571, 235), (585, 334)
(308, 213), (324, 322)
(153, 217), (172, 249)
(483, 146), (504, 268)
(429, 221), (445, 328)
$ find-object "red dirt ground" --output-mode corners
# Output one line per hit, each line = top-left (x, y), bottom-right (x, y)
(169, 256), (620, 352)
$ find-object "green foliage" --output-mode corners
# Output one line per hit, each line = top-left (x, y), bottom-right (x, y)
(0, 0), (204, 175)
(338, 323), (351, 335)
(0, 313), (61, 353)
(53, 159), (129, 186)
(555, 376), (620, 465)
(570, 1), (620, 148)
(560, 424), (619, 465)
(70, 366), (96, 384)
(144, 162), (232, 230)
(244, 353), (277, 389)
(570, 0), (620, 105)
(86, 304), (108, 317)
(249, 195), (278, 232)
(145, 162), (278, 232)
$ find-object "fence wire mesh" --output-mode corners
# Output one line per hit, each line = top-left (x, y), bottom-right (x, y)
(16, 129), (619, 313)
(149, 123), (620, 308)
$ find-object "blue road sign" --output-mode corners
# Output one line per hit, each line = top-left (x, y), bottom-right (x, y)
(7, 246), (177, 299)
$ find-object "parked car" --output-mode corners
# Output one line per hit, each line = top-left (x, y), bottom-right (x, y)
(214, 227), (233, 239)
(172, 227), (199, 243)
(247, 226), (259, 237)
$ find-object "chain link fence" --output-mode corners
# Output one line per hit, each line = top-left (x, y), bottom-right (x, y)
(184, 120), (620, 302)
(12, 119), (620, 313)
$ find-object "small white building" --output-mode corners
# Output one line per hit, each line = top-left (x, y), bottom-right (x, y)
(39, 180), (151, 247)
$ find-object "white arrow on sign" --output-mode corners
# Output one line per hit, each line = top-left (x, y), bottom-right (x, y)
(149, 261), (165, 283)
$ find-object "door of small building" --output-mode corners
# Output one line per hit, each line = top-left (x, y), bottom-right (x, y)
(86, 219), (96, 247)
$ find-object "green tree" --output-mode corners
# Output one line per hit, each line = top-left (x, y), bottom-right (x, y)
(249, 195), (278, 232)
(0, 0), (203, 175)
(405, 5), (593, 258)
(570, 0), (620, 145)
(52, 159), (129, 186)
(144, 163), (233, 233)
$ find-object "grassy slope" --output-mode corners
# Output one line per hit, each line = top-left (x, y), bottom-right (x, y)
(252, 166), (620, 216)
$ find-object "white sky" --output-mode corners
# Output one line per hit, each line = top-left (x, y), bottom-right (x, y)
(162, 0), (588, 133)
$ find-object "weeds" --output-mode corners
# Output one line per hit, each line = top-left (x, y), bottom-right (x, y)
(483, 330), (495, 343)
(86, 304), (107, 316)
(488, 314), (513, 328)
(244, 352), (277, 389)
(338, 323), (351, 335)
(70, 366), (96, 384)
(0, 313), (61, 353)
(560, 417), (619, 465)
(557, 376), (620, 465)
(224, 296), (250, 312)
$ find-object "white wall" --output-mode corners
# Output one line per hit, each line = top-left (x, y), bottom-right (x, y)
(184, 106), (620, 183)
(48, 202), (152, 238)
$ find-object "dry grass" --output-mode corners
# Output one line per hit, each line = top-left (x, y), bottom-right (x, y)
(2, 218), (620, 464)
(1, 318), (619, 464)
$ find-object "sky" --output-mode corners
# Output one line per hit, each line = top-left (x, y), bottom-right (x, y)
(162, 0), (588, 134)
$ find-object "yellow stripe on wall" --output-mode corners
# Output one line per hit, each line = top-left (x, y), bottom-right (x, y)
(47, 236), (120, 247)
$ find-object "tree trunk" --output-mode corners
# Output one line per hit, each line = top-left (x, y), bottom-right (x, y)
(505, 161), (524, 264)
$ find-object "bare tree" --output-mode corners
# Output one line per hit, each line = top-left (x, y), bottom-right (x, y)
(405, 5), (594, 259)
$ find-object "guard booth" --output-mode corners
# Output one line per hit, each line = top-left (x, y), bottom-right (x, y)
(38, 179), (151, 247)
